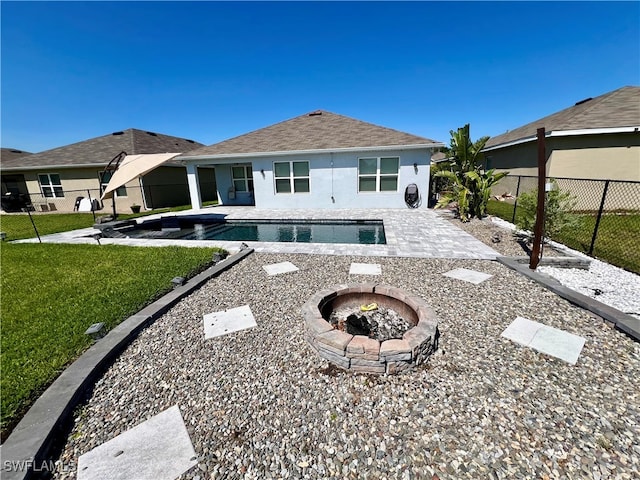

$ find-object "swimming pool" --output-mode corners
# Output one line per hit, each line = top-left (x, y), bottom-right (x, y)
(125, 218), (386, 245)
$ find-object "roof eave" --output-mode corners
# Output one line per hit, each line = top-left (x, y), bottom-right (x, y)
(0, 161), (189, 172)
(1, 163), (111, 172)
(483, 126), (640, 152)
(179, 143), (443, 162)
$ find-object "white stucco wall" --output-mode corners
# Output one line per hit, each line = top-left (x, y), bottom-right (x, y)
(215, 164), (255, 206)
(197, 149), (432, 209)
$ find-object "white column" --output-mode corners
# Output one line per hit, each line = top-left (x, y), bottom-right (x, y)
(186, 164), (202, 210)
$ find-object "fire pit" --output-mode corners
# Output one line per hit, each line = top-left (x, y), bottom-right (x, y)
(302, 284), (439, 374)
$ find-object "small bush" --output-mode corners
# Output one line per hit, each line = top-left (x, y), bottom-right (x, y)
(515, 180), (579, 241)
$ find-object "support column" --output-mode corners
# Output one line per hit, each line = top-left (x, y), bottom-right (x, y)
(186, 164), (202, 210)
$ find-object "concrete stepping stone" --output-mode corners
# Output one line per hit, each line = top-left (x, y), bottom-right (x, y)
(501, 316), (586, 364)
(204, 305), (257, 339)
(442, 267), (492, 284)
(263, 261), (299, 276)
(349, 263), (382, 275)
(77, 405), (196, 480)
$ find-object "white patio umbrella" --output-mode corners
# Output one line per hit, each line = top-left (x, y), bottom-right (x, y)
(100, 153), (181, 200)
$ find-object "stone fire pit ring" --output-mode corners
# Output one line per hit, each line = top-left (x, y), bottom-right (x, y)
(302, 284), (439, 374)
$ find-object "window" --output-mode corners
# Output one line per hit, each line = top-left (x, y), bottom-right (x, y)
(232, 165), (254, 192)
(38, 173), (64, 198)
(99, 171), (127, 197)
(274, 161), (310, 193)
(358, 157), (399, 192)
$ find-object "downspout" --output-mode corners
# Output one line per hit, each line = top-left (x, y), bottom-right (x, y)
(330, 152), (335, 203)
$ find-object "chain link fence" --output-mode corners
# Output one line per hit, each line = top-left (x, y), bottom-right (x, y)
(1, 188), (108, 215)
(1, 182), (219, 242)
(488, 175), (640, 273)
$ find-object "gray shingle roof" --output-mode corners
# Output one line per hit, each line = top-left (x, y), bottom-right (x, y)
(485, 86), (640, 149)
(1, 129), (203, 170)
(1, 148), (33, 164)
(180, 110), (439, 158)
(430, 152), (448, 163)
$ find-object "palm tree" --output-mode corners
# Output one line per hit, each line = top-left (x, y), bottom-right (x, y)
(434, 124), (507, 221)
(449, 124), (489, 174)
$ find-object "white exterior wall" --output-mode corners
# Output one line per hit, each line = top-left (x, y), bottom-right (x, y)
(215, 164), (255, 206)
(197, 149), (432, 209)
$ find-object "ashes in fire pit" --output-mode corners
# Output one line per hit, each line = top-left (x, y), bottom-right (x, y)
(329, 306), (412, 341)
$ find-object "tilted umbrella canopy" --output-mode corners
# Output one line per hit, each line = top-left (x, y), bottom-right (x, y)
(100, 153), (181, 199)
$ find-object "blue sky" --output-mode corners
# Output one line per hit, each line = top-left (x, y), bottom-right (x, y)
(2, 1), (639, 153)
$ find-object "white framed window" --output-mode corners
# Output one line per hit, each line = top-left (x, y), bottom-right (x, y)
(232, 165), (254, 192)
(99, 171), (127, 197)
(358, 157), (399, 192)
(274, 161), (310, 194)
(38, 173), (64, 198)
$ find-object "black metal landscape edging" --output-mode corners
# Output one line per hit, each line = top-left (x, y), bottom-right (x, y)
(497, 256), (639, 342)
(1, 248), (254, 480)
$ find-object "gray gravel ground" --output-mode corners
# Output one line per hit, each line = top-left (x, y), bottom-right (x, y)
(53, 253), (639, 480)
(444, 215), (563, 258)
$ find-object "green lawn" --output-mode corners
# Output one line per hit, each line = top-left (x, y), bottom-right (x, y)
(486, 200), (528, 225)
(0, 242), (221, 439)
(556, 214), (640, 274)
(487, 200), (640, 273)
(0, 213), (97, 240)
(0, 202), (217, 241)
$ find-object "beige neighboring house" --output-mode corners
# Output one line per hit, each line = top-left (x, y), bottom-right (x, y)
(0, 129), (214, 213)
(482, 86), (640, 181)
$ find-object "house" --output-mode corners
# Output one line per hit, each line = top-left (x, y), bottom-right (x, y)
(482, 86), (640, 181)
(1, 148), (33, 195)
(1, 148), (33, 162)
(429, 152), (450, 164)
(1, 148), (34, 211)
(0, 129), (213, 213)
(178, 110), (442, 210)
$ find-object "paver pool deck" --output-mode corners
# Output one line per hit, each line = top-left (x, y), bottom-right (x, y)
(14, 206), (500, 260)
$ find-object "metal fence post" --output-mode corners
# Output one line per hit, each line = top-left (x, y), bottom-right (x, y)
(511, 175), (522, 224)
(589, 180), (609, 256)
(24, 206), (42, 243)
(87, 189), (96, 222)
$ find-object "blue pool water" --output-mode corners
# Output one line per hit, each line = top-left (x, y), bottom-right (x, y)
(127, 218), (386, 245)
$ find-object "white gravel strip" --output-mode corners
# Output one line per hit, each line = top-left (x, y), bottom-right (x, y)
(491, 217), (640, 320)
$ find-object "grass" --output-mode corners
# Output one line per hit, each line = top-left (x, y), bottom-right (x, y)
(487, 200), (640, 273)
(0, 201), (218, 241)
(0, 242), (221, 439)
(486, 200), (526, 225)
(556, 214), (640, 274)
(0, 213), (96, 240)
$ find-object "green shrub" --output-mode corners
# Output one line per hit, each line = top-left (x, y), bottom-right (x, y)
(515, 180), (579, 240)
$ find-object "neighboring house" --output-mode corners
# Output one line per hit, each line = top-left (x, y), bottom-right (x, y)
(482, 86), (640, 181)
(0, 129), (213, 213)
(178, 110), (442, 210)
(1, 148), (34, 211)
(1, 147), (33, 163)
(429, 152), (450, 164)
